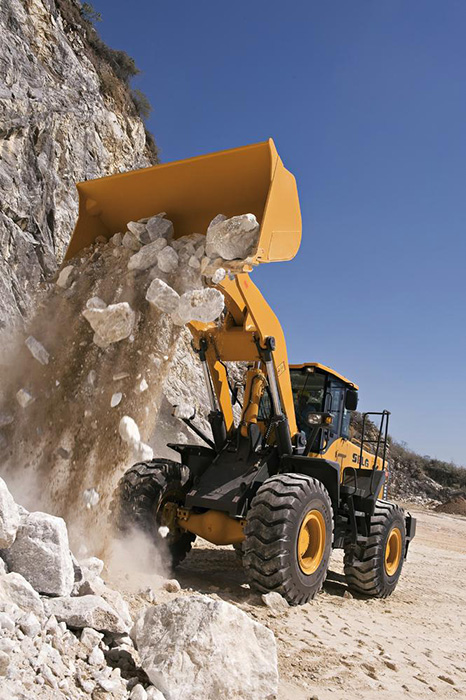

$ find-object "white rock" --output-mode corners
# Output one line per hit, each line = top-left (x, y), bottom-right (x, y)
(211, 267), (226, 284)
(87, 369), (97, 386)
(132, 595), (278, 700)
(44, 595), (128, 633)
(56, 265), (74, 289)
(158, 526), (169, 539)
(162, 579), (181, 593)
(19, 611), (41, 637)
(16, 388), (34, 408)
(110, 232), (122, 246)
(157, 246), (179, 274)
(111, 392), (122, 407)
(82, 488), (100, 509)
(80, 627), (104, 651)
(89, 645), (106, 666)
(2, 512), (74, 596)
(127, 221), (147, 238)
(146, 688), (166, 700)
(86, 296), (107, 310)
(0, 558), (7, 575)
(0, 650), (10, 676)
(80, 557), (104, 578)
(0, 573), (44, 616)
(0, 612), (15, 633)
(146, 216), (173, 240)
(205, 213), (260, 260)
(261, 591), (289, 612)
(128, 238), (167, 271)
(188, 255), (201, 270)
(119, 416), (140, 446)
(173, 403), (195, 420)
(0, 478), (20, 548)
(130, 684), (148, 700)
(133, 442), (154, 462)
(122, 231), (142, 251)
(138, 378), (148, 393)
(113, 371), (130, 381)
(146, 278), (180, 314)
(83, 301), (135, 348)
(176, 288), (224, 324)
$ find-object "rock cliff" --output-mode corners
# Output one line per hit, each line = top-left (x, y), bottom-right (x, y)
(0, 0), (156, 334)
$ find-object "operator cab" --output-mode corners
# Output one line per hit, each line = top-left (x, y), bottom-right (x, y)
(290, 363), (359, 453)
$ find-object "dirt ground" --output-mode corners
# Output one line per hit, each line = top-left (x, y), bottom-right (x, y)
(164, 506), (466, 700)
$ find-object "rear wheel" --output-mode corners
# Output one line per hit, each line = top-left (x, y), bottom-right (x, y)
(243, 474), (333, 605)
(110, 459), (195, 567)
(344, 500), (406, 598)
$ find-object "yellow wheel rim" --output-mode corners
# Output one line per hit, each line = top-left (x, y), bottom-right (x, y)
(297, 509), (326, 575)
(384, 526), (402, 576)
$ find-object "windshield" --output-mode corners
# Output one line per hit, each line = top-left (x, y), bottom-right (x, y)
(290, 369), (325, 427)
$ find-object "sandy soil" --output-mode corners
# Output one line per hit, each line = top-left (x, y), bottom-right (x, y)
(160, 506), (466, 700)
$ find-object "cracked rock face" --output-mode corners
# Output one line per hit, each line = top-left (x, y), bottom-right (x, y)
(0, 0), (154, 335)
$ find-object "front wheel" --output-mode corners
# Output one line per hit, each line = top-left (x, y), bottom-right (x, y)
(110, 459), (195, 567)
(344, 500), (406, 598)
(243, 474), (333, 605)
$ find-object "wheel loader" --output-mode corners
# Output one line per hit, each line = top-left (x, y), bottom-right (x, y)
(66, 140), (416, 604)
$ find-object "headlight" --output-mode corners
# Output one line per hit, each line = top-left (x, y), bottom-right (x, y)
(307, 413), (323, 425)
(306, 412), (333, 426)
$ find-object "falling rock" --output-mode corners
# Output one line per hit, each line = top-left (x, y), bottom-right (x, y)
(82, 489), (100, 509)
(205, 213), (260, 260)
(146, 216), (174, 241)
(44, 594), (129, 634)
(176, 288), (225, 324)
(2, 512), (74, 596)
(0, 478), (20, 549)
(83, 301), (135, 348)
(133, 441), (154, 462)
(56, 265), (75, 289)
(132, 595), (278, 700)
(111, 392), (123, 407)
(15, 388), (34, 408)
(146, 278), (180, 314)
(0, 573), (44, 616)
(157, 246), (179, 274)
(173, 403), (195, 420)
(119, 416), (141, 446)
(128, 238), (167, 271)
(25, 335), (50, 365)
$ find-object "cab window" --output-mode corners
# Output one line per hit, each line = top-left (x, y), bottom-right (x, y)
(290, 369), (325, 430)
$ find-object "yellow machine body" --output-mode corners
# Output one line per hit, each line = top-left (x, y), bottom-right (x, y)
(65, 141), (386, 547)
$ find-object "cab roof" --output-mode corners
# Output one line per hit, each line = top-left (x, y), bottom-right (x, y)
(289, 363), (359, 390)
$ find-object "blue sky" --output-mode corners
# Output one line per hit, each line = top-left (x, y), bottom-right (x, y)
(91, 0), (466, 465)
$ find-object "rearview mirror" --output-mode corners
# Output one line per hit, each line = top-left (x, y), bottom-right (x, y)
(345, 389), (358, 411)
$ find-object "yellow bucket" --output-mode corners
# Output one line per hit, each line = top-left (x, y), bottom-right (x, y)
(65, 139), (302, 264)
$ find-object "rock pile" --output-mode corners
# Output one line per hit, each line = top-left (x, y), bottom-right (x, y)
(0, 477), (278, 699)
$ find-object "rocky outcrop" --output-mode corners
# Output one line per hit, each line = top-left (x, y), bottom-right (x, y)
(0, 0), (156, 334)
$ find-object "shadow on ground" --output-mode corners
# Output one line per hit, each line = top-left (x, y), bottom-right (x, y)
(176, 544), (352, 606)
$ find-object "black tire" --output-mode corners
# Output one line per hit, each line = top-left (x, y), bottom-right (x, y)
(110, 459), (195, 567)
(243, 474), (333, 605)
(344, 500), (406, 598)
